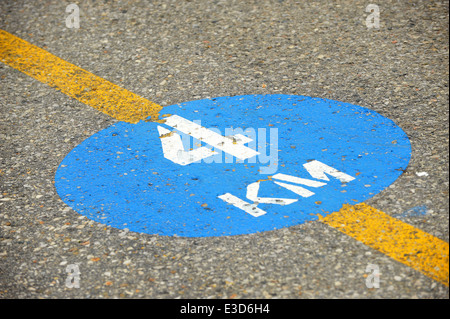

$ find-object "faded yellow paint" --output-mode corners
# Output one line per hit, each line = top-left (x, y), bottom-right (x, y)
(320, 203), (449, 286)
(0, 29), (163, 123)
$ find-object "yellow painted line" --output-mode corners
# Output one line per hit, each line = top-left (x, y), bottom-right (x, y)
(320, 203), (449, 287)
(0, 29), (163, 123)
(1, 29), (448, 287)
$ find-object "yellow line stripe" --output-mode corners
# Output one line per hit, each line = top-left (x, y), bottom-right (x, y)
(0, 29), (163, 123)
(1, 29), (448, 287)
(320, 203), (449, 286)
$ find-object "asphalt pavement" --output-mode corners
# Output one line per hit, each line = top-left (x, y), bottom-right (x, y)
(0, 0), (448, 300)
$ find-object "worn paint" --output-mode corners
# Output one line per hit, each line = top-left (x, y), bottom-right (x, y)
(54, 95), (412, 237)
(0, 29), (162, 123)
(320, 203), (449, 287)
(392, 205), (428, 219)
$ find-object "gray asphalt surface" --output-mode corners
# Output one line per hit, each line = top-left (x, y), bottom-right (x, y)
(0, 0), (448, 299)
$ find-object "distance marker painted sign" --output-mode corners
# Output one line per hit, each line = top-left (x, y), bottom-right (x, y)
(55, 94), (411, 237)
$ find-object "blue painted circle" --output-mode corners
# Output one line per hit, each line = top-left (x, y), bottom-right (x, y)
(55, 95), (411, 237)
